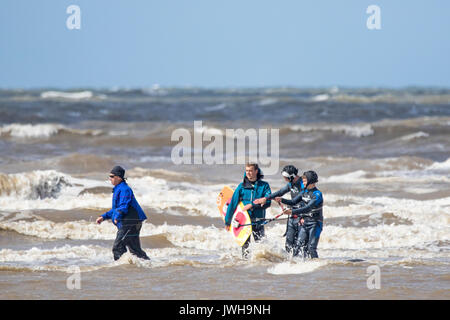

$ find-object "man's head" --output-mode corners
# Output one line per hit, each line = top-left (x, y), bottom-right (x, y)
(281, 165), (298, 183)
(245, 162), (259, 182)
(302, 170), (318, 189)
(109, 165), (125, 186)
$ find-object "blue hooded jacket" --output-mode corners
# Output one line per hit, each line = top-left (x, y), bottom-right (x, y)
(101, 181), (147, 229)
(224, 169), (271, 226)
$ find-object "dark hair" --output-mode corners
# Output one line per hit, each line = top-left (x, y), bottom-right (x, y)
(282, 165), (298, 176)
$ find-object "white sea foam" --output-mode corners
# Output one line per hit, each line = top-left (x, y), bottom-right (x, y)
(427, 158), (450, 171)
(142, 85), (168, 96)
(319, 224), (449, 251)
(399, 131), (430, 141)
(0, 220), (237, 253)
(321, 170), (367, 183)
(0, 123), (103, 139)
(0, 219), (117, 240)
(40, 91), (93, 100)
(288, 123), (374, 137)
(0, 170), (224, 216)
(0, 124), (64, 138)
(0, 245), (108, 265)
(311, 94), (330, 102)
(1, 209), (448, 272)
(322, 167), (450, 185)
(2, 207), (448, 259)
(0, 170), (72, 199)
(267, 260), (328, 275)
(322, 194), (450, 224)
(257, 98), (278, 106)
(403, 187), (439, 194)
(0, 244), (215, 271)
(1, 167), (449, 224)
(194, 126), (224, 137)
(0, 167), (448, 270)
(137, 155), (172, 162)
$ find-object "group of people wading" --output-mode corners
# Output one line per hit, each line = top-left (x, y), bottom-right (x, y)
(97, 163), (323, 261)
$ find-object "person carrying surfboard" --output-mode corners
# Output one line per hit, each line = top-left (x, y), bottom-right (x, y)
(253, 165), (305, 256)
(96, 166), (150, 261)
(280, 171), (323, 259)
(224, 162), (272, 258)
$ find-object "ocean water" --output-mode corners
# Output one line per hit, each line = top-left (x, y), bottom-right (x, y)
(0, 87), (449, 299)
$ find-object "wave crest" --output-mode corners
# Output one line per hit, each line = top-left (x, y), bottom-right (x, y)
(0, 170), (71, 200)
(287, 123), (374, 137)
(0, 123), (103, 139)
(40, 91), (94, 100)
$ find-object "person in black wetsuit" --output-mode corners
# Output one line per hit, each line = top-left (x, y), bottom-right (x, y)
(253, 165), (305, 256)
(282, 171), (323, 259)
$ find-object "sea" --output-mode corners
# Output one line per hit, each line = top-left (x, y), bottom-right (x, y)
(0, 87), (449, 299)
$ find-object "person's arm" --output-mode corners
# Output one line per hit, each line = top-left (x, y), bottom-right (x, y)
(252, 183), (272, 210)
(101, 209), (113, 220)
(292, 191), (322, 217)
(113, 188), (133, 223)
(97, 208), (113, 224)
(281, 192), (302, 206)
(254, 184), (289, 205)
(115, 189), (132, 214)
(224, 185), (242, 226)
(265, 184), (290, 201)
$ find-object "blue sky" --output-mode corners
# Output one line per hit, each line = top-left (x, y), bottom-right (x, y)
(0, 0), (449, 88)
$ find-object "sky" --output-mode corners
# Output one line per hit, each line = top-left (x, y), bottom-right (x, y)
(0, 0), (449, 89)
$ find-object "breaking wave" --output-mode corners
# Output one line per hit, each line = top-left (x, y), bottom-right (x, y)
(0, 123), (103, 139)
(286, 123), (374, 137)
(40, 91), (94, 100)
(0, 170), (72, 200)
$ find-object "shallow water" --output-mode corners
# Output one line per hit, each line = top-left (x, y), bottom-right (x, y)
(0, 87), (449, 299)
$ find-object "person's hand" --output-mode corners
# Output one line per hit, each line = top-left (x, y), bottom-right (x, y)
(299, 218), (304, 225)
(96, 217), (104, 224)
(242, 204), (253, 212)
(253, 197), (266, 205)
(274, 197), (282, 204)
(284, 209), (292, 215)
(225, 225), (231, 231)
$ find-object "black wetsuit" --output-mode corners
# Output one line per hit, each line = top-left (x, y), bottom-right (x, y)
(266, 178), (304, 256)
(282, 187), (323, 258)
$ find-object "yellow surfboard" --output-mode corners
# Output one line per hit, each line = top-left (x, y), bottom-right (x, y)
(217, 186), (252, 247)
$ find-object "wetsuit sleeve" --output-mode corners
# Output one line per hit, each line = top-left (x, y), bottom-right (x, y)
(265, 184), (290, 200)
(292, 191), (322, 217)
(281, 192), (302, 206)
(225, 185), (242, 226)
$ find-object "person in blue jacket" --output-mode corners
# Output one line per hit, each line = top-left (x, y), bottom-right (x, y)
(96, 166), (150, 261)
(224, 162), (272, 258)
(254, 165), (305, 256)
(282, 171), (323, 259)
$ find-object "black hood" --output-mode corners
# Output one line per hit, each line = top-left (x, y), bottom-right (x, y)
(242, 168), (264, 188)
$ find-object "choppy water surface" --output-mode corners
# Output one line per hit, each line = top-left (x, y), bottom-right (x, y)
(0, 87), (449, 299)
